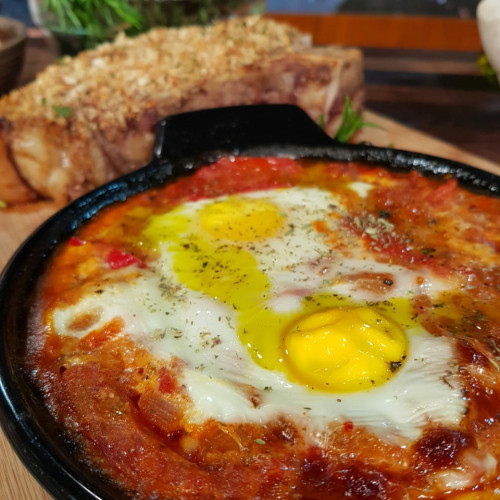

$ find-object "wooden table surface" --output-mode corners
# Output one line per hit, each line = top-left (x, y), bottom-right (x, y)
(0, 32), (499, 500)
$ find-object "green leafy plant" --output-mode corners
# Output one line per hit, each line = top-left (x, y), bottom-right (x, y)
(139, 0), (244, 29)
(42, 0), (145, 40)
(42, 0), (244, 41)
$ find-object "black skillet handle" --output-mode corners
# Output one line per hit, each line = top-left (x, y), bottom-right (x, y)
(152, 104), (335, 162)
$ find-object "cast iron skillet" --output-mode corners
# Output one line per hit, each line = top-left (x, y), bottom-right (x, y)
(0, 104), (499, 500)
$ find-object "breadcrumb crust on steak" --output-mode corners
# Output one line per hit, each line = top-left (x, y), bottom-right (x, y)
(0, 16), (364, 203)
(0, 16), (310, 136)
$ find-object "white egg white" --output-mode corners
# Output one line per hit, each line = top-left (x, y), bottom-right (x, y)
(51, 186), (466, 442)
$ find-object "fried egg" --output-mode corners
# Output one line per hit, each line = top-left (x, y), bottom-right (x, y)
(51, 186), (466, 441)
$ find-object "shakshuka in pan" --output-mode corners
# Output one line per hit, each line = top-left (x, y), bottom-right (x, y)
(26, 156), (500, 499)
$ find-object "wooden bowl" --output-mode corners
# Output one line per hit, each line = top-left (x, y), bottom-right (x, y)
(0, 17), (27, 95)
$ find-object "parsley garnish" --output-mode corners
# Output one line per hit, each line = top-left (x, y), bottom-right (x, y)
(52, 105), (73, 118)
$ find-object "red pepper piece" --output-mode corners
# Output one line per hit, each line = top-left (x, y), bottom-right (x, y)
(157, 366), (177, 394)
(69, 236), (86, 246)
(106, 248), (145, 269)
(343, 421), (354, 432)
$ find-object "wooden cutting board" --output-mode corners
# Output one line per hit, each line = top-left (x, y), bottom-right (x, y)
(0, 111), (499, 500)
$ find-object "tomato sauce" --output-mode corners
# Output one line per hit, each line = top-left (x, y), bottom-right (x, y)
(26, 157), (500, 499)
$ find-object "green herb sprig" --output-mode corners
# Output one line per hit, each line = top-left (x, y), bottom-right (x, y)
(333, 96), (379, 143)
(478, 53), (498, 85)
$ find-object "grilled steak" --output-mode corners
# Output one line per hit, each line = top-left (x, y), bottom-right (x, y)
(0, 17), (363, 203)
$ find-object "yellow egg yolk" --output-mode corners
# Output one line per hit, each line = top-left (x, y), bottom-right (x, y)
(144, 196), (282, 313)
(283, 307), (408, 392)
(199, 197), (284, 241)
